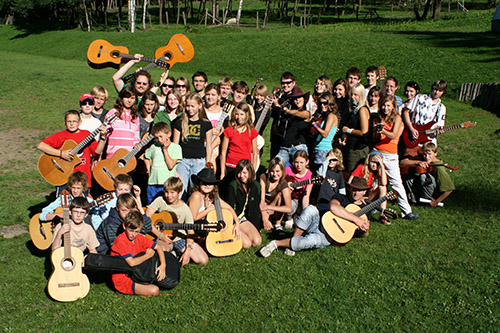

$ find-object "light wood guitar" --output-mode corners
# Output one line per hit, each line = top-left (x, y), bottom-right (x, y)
(122, 34), (195, 83)
(47, 192), (90, 302)
(145, 211), (222, 240)
(321, 190), (398, 244)
(87, 40), (169, 69)
(205, 195), (242, 257)
(403, 121), (476, 148)
(29, 193), (113, 250)
(93, 134), (155, 191)
(38, 114), (118, 186)
(379, 65), (386, 92)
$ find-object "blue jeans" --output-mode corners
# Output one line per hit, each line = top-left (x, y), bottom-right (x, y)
(176, 158), (206, 200)
(276, 143), (308, 166)
(290, 206), (330, 251)
(313, 149), (330, 177)
(147, 185), (164, 205)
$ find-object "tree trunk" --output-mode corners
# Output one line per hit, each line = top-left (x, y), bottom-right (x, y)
(159, 0), (163, 24)
(83, 0), (91, 31)
(142, 0), (148, 30)
(118, 0), (122, 28)
(129, 0), (136, 32)
(432, 0), (442, 19)
(414, 0), (431, 20)
(236, 0), (243, 24)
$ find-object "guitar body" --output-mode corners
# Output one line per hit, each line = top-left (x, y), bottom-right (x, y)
(146, 211), (177, 240)
(205, 209), (242, 257)
(321, 204), (365, 244)
(47, 246), (90, 302)
(38, 140), (82, 186)
(93, 149), (138, 191)
(403, 121), (437, 148)
(87, 39), (129, 65)
(29, 208), (63, 250)
(154, 34), (195, 69)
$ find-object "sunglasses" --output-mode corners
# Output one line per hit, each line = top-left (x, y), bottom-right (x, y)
(162, 84), (174, 88)
(80, 101), (94, 106)
(319, 101), (328, 105)
(136, 82), (149, 86)
(176, 84), (186, 88)
(329, 158), (339, 163)
(281, 80), (293, 85)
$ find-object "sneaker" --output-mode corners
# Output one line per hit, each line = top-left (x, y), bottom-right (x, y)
(275, 225), (283, 231)
(404, 212), (419, 220)
(259, 241), (278, 258)
(284, 248), (295, 256)
(284, 220), (294, 229)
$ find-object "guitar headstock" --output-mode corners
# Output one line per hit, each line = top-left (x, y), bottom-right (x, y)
(105, 113), (119, 126)
(205, 222), (224, 232)
(311, 176), (324, 185)
(155, 59), (171, 70)
(445, 164), (459, 171)
(60, 189), (71, 209)
(378, 66), (387, 80)
(462, 121), (477, 128)
(386, 190), (398, 201)
(382, 208), (399, 220)
(95, 192), (113, 206)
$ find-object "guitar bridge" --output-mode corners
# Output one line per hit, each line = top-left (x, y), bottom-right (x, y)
(58, 282), (80, 288)
(216, 239), (234, 244)
(51, 159), (64, 173)
(103, 167), (116, 181)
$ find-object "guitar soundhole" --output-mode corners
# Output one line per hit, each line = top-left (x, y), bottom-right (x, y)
(218, 220), (226, 229)
(163, 52), (172, 61)
(117, 159), (126, 168)
(62, 258), (75, 271)
(111, 50), (120, 58)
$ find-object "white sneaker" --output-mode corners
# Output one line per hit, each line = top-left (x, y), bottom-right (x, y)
(284, 248), (295, 256)
(259, 241), (278, 258)
(284, 220), (294, 229)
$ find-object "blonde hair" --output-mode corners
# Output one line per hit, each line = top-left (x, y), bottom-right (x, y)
(361, 153), (382, 181)
(328, 148), (344, 172)
(423, 142), (437, 153)
(350, 83), (367, 112)
(255, 84), (269, 97)
(180, 93), (208, 142)
(116, 193), (138, 210)
(163, 177), (183, 193)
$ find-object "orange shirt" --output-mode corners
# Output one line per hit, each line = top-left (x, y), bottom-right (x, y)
(375, 120), (403, 154)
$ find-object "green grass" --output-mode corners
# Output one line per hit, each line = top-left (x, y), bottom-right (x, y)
(1, 10), (500, 331)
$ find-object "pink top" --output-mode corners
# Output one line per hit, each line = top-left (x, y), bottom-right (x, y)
(104, 109), (141, 158)
(223, 126), (258, 167)
(285, 166), (312, 200)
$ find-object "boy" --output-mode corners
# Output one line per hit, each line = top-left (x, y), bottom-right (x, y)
(345, 67), (362, 87)
(90, 173), (142, 230)
(111, 210), (166, 296)
(260, 177), (370, 257)
(400, 142), (455, 207)
(402, 79), (447, 151)
(192, 71), (208, 96)
(146, 177), (208, 266)
(144, 122), (183, 204)
(365, 66), (379, 95)
(253, 85), (272, 136)
(91, 86), (109, 122)
(79, 93), (102, 139)
(384, 76), (403, 108)
(41, 171), (92, 222)
(218, 77), (233, 106)
(37, 110), (104, 189)
(96, 192), (150, 253)
(52, 197), (99, 254)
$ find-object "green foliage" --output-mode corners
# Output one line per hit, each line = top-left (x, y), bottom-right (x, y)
(0, 14), (499, 331)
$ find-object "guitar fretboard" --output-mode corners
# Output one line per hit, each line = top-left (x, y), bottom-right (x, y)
(354, 191), (397, 218)
(70, 113), (117, 155)
(122, 135), (155, 163)
(254, 96), (273, 133)
(290, 176), (322, 189)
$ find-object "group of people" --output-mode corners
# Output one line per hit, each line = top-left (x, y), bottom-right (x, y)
(36, 57), (456, 296)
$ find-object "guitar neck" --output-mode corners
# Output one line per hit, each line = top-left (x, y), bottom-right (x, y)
(211, 104), (230, 142)
(157, 222), (210, 231)
(119, 53), (163, 66)
(254, 97), (273, 133)
(122, 135), (154, 163)
(70, 113), (116, 155)
(354, 194), (391, 217)
(214, 195), (224, 222)
(290, 177), (318, 189)
(62, 206), (71, 259)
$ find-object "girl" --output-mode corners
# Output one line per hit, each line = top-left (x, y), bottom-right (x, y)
(172, 93), (213, 198)
(316, 148), (349, 210)
(150, 72), (175, 108)
(333, 78), (350, 138)
(310, 92), (339, 176)
(259, 158), (292, 231)
(204, 83), (223, 128)
(154, 89), (183, 127)
(102, 85), (141, 159)
(341, 83), (370, 174)
(348, 152), (389, 224)
(188, 168), (241, 244)
(175, 76), (191, 101)
(312, 75), (333, 112)
(138, 91), (159, 138)
(225, 160), (262, 248)
(367, 86), (382, 149)
(400, 81), (420, 114)
(285, 150), (313, 225)
(252, 85), (271, 135)
(219, 102), (259, 177)
(375, 95), (418, 220)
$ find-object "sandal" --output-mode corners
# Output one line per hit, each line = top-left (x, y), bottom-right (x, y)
(379, 214), (392, 225)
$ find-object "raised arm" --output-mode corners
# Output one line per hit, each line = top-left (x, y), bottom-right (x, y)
(112, 54), (143, 93)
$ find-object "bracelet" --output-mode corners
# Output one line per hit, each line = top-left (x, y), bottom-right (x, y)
(346, 128), (353, 134)
(59, 150), (62, 158)
(186, 243), (194, 250)
(158, 233), (163, 241)
(314, 125), (319, 130)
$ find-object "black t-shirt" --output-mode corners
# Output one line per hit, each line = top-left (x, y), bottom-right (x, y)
(173, 118), (212, 158)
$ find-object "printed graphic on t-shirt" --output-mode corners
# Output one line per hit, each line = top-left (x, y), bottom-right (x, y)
(188, 124), (201, 139)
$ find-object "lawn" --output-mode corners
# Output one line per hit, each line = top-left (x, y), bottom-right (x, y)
(0, 9), (499, 331)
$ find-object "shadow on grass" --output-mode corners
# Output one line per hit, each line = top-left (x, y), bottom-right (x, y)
(393, 30), (500, 63)
(28, 191), (57, 218)
(445, 185), (500, 214)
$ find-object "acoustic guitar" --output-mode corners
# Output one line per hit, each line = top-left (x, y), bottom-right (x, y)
(145, 211), (222, 240)
(288, 175), (324, 190)
(38, 114), (118, 186)
(400, 163), (458, 175)
(29, 193), (113, 250)
(321, 190), (398, 244)
(379, 65), (386, 92)
(403, 121), (476, 148)
(47, 192), (90, 302)
(122, 34), (195, 83)
(93, 134), (155, 191)
(87, 40), (169, 69)
(205, 195), (242, 257)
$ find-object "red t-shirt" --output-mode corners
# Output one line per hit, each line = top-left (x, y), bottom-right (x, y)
(111, 232), (156, 294)
(285, 166), (313, 200)
(223, 126), (258, 167)
(351, 164), (375, 187)
(41, 129), (98, 187)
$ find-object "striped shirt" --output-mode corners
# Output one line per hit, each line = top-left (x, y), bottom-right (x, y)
(104, 109), (140, 158)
